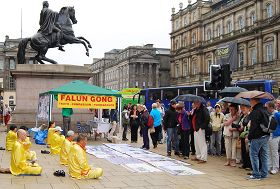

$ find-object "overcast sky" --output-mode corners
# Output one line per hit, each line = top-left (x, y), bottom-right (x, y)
(0, 0), (194, 65)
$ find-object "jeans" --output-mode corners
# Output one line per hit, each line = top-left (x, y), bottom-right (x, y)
(167, 128), (179, 153)
(250, 136), (269, 178)
(142, 126), (149, 149)
(150, 125), (161, 147)
(180, 129), (190, 157)
(158, 126), (163, 141)
(268, 136), (280, 172)
(210, 131), (222, 156)
(122, 123), (128, 139)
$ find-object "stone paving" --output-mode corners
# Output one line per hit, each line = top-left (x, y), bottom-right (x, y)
(1, 128), (280, 189)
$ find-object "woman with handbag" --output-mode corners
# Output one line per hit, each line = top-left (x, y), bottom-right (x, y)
(223, 104), (240, 167)
(150, 103), (162, 149)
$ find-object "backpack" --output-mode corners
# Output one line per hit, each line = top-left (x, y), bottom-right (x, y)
(260, 110), (277, 133)
(147, 114), (154, 128)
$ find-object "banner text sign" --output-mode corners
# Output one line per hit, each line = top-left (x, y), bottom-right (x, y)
(58, 94), (116, 109)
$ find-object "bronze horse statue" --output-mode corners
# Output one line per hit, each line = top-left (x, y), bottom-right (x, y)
(17, 6), (91, 64)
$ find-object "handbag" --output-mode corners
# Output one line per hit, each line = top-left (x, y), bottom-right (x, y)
(150, 127), (155, 134)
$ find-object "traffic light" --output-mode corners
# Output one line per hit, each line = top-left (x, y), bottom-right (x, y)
(221, 64), (232, 87)
(204, 63), (232, 91)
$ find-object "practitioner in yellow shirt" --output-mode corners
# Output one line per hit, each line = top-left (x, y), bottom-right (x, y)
(20, 126), (37, 161)
(68, 134), (103, 179)
(47, 121), (56, 146)
(50, 126), (65, 155)
(60, 130), (75, 166)
(6, 125), (17, 151)
(10, 129), (42, 176)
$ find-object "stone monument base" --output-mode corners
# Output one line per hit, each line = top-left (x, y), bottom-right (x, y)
(11, 64), (93, 130)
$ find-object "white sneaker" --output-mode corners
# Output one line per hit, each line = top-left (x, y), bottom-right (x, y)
(270, 170), (278, 175)
(246, 175), (261, 181)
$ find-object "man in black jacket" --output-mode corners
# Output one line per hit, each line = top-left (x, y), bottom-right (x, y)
(247, 98), (270, 180)
(191, 100), (210, 163)
(163, 100), (179, 156)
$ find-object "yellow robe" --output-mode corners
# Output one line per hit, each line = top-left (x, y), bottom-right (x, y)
(10, 141), (42, 176)
(60, 138), (73, 166)
(23, 137), (37, 161)
(6, 130), (17, 151)
(50, 133), (65, 155)
(47, 128), (55, 145)
(68, 143), (103, 179)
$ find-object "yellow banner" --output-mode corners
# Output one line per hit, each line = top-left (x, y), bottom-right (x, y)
(58, 94), (116, 109)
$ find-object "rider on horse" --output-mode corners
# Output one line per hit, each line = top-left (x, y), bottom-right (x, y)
(38, 1), (64, 51)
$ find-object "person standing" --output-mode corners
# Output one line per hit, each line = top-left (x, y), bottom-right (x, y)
(223, 104), (240, 167)
(156, 100), (165, 144)
(107, 107), (119, 142)
(130, 105), (139, 143)
(176, 103), (191, 159)
(139, 105), (150, 150)
(247, 98), (270, 180)
(209, 104), (224, 156)
(62, 108), (73, 135)
(150, 103), (162, 149)
(121, 105), (129, 141)
(191, 100), (210, 163)
(3, 104), (12, 127)
(266, 101), (280, 175)
(163, 100), (179, 156)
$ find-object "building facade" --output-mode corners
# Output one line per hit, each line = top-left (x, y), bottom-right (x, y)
(170, 0), (280, 86)
(0, 35), (37, 108)
(90, 44), (170, 90)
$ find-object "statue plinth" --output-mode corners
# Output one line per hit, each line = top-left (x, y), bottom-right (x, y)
(11, 64), (93, 128)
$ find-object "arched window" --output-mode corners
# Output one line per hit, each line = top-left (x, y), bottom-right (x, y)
(250, 11), (256, 25)
(227, 21), (232, 33)
(216, 25), (221, 37)
(238, 16), (245, 29)
(266, 3), (273, 18)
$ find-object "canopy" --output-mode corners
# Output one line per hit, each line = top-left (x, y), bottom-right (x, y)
(43, 80), (122, 97)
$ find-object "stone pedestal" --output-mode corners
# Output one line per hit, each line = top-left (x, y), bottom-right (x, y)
(11, 64), (93, 129)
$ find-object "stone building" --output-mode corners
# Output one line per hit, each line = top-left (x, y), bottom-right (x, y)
(0, 35), (37, 108)
(170, 0), (280, 86)
(90, 44), (170, 90)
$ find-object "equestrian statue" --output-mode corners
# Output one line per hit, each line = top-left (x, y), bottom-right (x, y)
(17, 1), (92, 64)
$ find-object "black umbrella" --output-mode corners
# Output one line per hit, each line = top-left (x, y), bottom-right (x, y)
(222, 97), (251, 107)
(219, 87), (248, 97)
(173, 94), (206, 103)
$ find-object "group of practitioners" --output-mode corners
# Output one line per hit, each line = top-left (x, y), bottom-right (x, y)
(121, 96), (280, 180)
(2, 121), (103, 179)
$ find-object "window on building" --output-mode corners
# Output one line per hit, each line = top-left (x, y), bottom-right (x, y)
(192, 33), (196, 44)
(193, 64), (197, 75)
(216, 25), (221, 37)
(0, 59), (4, 70)
(250, 12), (256, 25)
(135, 81), (138, 87)
(238, 16), (245, 29)
(239, 51), (244, 67)
(251, 48), (257, 65)
(184, 16), (188, 26)
(227, 21), (232, 33)
(266, 3), (273, 18)
(176, 20), (179, 29)
(9, 76), (15, 90)
(9, 58), (16, 70)
(207, 60), (212, 73)
(175, 65), (179, 77)
(266, 44), (273, 62)
(207, 29), (212, 40)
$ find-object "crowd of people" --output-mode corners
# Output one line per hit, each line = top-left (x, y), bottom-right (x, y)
(119, 96), (280, 180)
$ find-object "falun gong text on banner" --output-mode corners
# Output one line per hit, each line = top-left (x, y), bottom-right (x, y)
(57, 94), (116, 109)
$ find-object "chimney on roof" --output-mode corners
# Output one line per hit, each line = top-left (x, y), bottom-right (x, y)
(5, 35), (9, 41)
(144, 44), (153, 48)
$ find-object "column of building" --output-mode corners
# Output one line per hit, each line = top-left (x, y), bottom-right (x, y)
(148, 64), (152, 88)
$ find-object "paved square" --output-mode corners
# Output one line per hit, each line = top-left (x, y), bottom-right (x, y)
(1, 128), (280, 189)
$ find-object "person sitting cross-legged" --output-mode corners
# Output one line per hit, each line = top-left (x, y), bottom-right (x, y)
(6, 125), (18, 151)
(68, 134), (103, 179)
(10, 129), (42, 176)
(20, 126), (37, 161)
(60, 130), (75, 166)
(50, 126), (65, 155)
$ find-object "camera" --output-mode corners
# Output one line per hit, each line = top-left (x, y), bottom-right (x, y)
(231, 123), (241, 129)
